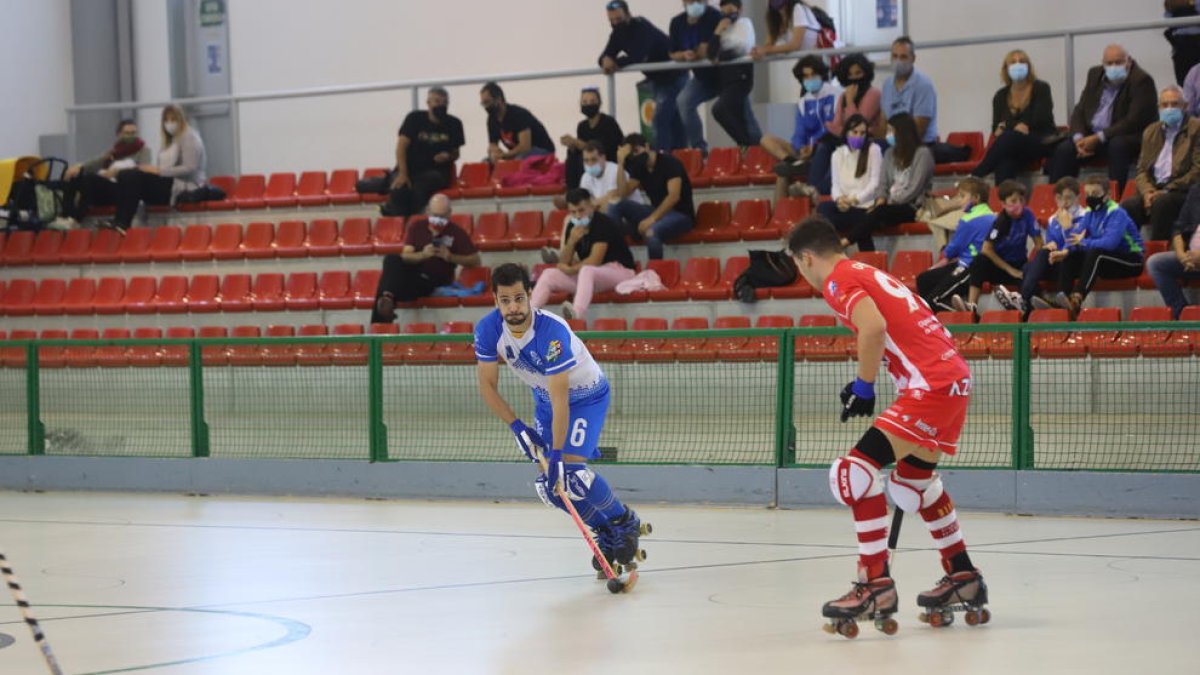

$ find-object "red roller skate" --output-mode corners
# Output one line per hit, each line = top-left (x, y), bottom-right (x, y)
(821, 565), (899, 639)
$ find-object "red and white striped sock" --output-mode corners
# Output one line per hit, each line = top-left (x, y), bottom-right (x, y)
(894, 461), (968, 568)
(848, 450), (890, 579)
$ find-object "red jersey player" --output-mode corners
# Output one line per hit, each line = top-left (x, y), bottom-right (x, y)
(787, 216), (989, 638)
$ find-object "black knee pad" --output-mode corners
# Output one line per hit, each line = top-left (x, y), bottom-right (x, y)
(855, 427), (896, 468)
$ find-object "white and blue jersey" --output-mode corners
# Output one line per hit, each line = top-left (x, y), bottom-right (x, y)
(475, 309), (610, 458)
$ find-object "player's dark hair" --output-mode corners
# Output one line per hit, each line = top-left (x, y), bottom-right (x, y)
(565, 187), (593, 206)
(893, 35), (915, 52)
(480, 81), (505, 102)
(792, 54), (829, 84)
(997, 179), (1027, 202)
(956, 176), (989, 202)
(1053, 176), (1081, 196)
(787, 216), (844, 256)
(491, 263), (531, 293)
(1082, 174), (1109, 195)
(582, 140), (606, 156)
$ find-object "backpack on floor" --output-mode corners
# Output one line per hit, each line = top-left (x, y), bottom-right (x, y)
(733, 249), (799, 303)
(1, 156), (67, 230)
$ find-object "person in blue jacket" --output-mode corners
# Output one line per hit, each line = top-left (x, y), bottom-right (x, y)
(1052, 175), (1145, 317)
(916, 177), (995, 311)
(994, 177), (1088, 318)
(954, 180), (1043, 317)
(760, 54), (841, 203)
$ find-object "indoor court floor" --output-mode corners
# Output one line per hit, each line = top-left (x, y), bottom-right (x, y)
(0, 491), (1196, 674)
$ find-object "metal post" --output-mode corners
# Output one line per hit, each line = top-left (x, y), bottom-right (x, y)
(66, 111), (77, 165)
(1011, 328), (1033, 470)
(411, 86), (420, 113)
(774, 330), (796, 470)
(230, 98), (242, 176)
(606, 73), (617, 117)
(1064, 32), (1076, 125)
(368, 340), (387, 462)
(188, 342), (210, 458)
(25, 345), (44, 456)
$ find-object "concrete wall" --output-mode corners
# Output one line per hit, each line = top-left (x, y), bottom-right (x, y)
(0, 0), (74, 157)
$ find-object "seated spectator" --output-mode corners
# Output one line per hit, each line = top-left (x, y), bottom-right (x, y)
(709, 0), (761, 148)
(532, 188), (638, 320)
(916, 177), (994, 312)
(1165, 0), (1200, 86)
(371, 194), (481, 324)
(760, 54), (840, 203)
(600, 1), (687, 151)
(862, 113), (933, 249)
(1119, 85), (1200, 240)
(1146, 181), (1200, 318)
(972, 50), (1057, 183)
(1184, 61), (1200, 116)
(55, 118), (151, 229)
(954, 180), (1043, 316)
(994, 177), (1087, 317)
(1048, 175), (1145, 318)
(368, 87), (465, 218)
(609, 133), (695, 260)
(1046, 44), (1157, 196)
(561, 86), (624, 190)
(112, 104), (206, 231)
(480, 82), (555, 162)
(750, 0), (821, 60)
(878, 37), (967, 164)
(815, 114), (883, 251)
(545, 141), (645, 263)
(794, 53), (882, 196)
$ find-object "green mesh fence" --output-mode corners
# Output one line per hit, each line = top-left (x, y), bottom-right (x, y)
(0, 364), (28, 455)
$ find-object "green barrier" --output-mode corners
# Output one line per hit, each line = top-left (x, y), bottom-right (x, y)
(0, 323), (1196, 472)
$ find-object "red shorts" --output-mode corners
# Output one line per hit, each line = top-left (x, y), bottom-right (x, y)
(872, 380), (971, 455)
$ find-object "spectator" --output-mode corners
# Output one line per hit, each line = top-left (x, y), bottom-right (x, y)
(972, 50), (1057, 183)
(532, 188), (637, 320)
(671, 0), (761, 154)
(600, 0), (687, 151)
(878, 37), (966, 164)
(760, 55), (840, 203)
(1049, 175), (1145, 318)
(480, 82), (555, 163)
(916, 177), (994, 312)
(994, 177), (1088, 317)
(1046, 44), (1157, 196)
(750, 0), (821, 59)
(815, 114), (883, 251)
(1165, 0), (1200, 86)
(561, 87), (624, 190)
(111, 104), (206, 232)
(545, 141), (646, 263)
(1184, 61), (1200, 116)
(1119, 85), (1200, 240)
(371, 87), (465, 219)
(861, 113), (934, 249)
(1147, 181), (1200, 318)
(953, 180), (1043, 316)
(371, 194), (481, 324)
(709, 0), (761, 148)
(793, 53), (883, 196)
(609, 133), (695, 260)
(54, 118), (151, 229)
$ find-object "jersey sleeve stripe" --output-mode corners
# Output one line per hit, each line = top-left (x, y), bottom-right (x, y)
(544, 358), (578, 375)
(475, 353), (498, 362)
(843, 289), (867, 316)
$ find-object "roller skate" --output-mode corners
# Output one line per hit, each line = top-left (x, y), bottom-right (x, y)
(916, 568), (990, 628)
(821, 565), (899, 639)
(591, 507), (651, 578)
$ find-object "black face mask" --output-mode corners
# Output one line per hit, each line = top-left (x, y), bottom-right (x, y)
(484, 103), (500, 117)
(581, 104), (601, 118)
(1085, 194), (1106, 211)
(842, 77), (864, 89)
(626, 152), (650, 174)
(430, 105), (448, 121)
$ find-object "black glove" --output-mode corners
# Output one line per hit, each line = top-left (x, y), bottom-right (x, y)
(839, 378), (876, 423)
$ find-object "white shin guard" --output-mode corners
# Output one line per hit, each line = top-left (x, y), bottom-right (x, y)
(887, 472), (944, 513)
(829, 456), (883, 506)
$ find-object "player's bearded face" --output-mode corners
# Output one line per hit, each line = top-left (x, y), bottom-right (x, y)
(497, 286), (531, 327)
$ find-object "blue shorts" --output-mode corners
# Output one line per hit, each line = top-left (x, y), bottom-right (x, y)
(534, 392), (610, 460)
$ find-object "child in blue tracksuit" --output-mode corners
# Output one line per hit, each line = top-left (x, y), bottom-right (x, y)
(760, 54), (841, 199)
(994, 177), (1088, 317)
(1054, 176), (1145, 317)
(958, 180), (1043, 315)
(917, 177), (995, 311)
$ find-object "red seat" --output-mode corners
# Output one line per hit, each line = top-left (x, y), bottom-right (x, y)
(509, 211), (546, 249)
(587, 317), (632, 362)
(646, 258), (687, 301)
(62, 329), (101, 369)
(31, 278), (67, 316)
(240, 222), (276, 259)
(91, 328), (132, 367)
(260, 325), (297, 367)
(178, 224), (213, 261)
(296, 325), (332, 366)
(1100, 306), (1172, 357)
(92, 277), (127, 315)
(251, 273), (286, 312)
(274, 221), (308, 258)
(707, 316), (757, 360)
(58, 229), (94, 265)
(230, 174), (266, 210)
(306, 219), (341, 257)
(295, 171), (329, 206)
(123, 276), (158, 314)
(474, 212), (510, 251)
(749, 315), (794, 361)
(682, 201), (737, 243)
(458, 266), (494, 307)
(435, 321), (476, 363)
(314, 270), (353, 310)
(88, 227), (124, 264)
(327, 169), (360, 205)
(714, 256), (758, 300)
(147, 226), (184, 262)
(1068, 307), (1123, 356)
(381, 322), (432, 364)
(1141, 305), (1198, 357)
(360, 168), (389, 204)
(193, 176), (235, 212)
(1029, 183), (1056, 224)
(672, 317), (717, 361)
(210, 223), (243, 260)
(199, 326), (231, 366)
(937, 310), (978, 355)
(154, 276), (189, 314)
(770, 197), (811, 232)
(732, 199), (775, 240)
(797, 314), (852, 361)
(128, 327), (166, 367)
(227, 326), (270, 367)
(935, 131), (985, 175)
(29, 230), (64, 265)
(372, 216), (407, 254)
(330, 324), (367, 365)
(891, 250), (933, 291)
(371, 322), (402, 363)
(769, 264), (816, 299)
(681, 257), (725, 300)
(60, 278), (96, 316)
(1, 230), (35, 266)
(113, 226), (153, 263)
(219, 274), (255, 312)
(671, 148), (709, 188)
(186, 274), (220, 312)
(450, 213), (474, 236)
(850, 251), (888, 271)
(263, 172), (297, 208)
(36, 329), (71, 369)
(458, 162), (494, 198)
(285, 272), (320, 311)
(1135, 240), (1170, 289)
(629, 317), (673, 362)
(339, 217), (373, 255)
(545, 209), (567, 246)
(491, 160), (529, 197)
(739, 146), (777, 185)
(704, 147), (746, 186)
(353, 269), (382, 309)
(158, 327), (195, 367)
(2, 279), (36, 316)
(1, 329), (37, 367)
(1028, 308), (1072, 356)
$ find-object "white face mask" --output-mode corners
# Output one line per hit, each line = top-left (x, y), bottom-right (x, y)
(164, 121), (179, 136)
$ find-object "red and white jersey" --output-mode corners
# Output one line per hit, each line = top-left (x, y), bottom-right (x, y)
(823, 258), (970, 392)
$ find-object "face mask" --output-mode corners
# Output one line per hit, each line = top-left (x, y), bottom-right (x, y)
(569, 215), (591, 227)
(584, 163), (603, 177)
(1085, 194), (1107, 211)
(685, 2), (706, 19)
(842, 77), (864, 89)
(484, 103), (500, 117)
(626, 152), (650, 174)
(724, 11), (738, 22)
(1004, 203), (1025, 218)
(428, 215), (449, 229)
(1160, 107), (1184, 127)
(163, 121), (179, 135)
(1104, 64), (1128, 83)
(430, 105), (448, 120)
(893, 60), (914, 78)
(847, 136), (866, 151)
(581, 103), (601, 118)
(803, 78), (823, 94)
(1007, 62), (1029, 82)
(885, 133), (896, 147)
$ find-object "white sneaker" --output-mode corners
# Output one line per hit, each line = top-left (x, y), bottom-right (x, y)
(992, 285), (1024, 312)
(950, 295), (968, 313)
(47, 217), (79, 231)
(560, 300), (576, 320)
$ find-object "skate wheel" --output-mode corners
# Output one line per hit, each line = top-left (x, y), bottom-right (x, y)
(918, 612), (930, 624)
(606, 578), (625, 594)
(640, 523), (653, 536)
(875, 617), (898, 635)
(965, 610), (980, 626)
(635, 549), (647, 562)
(928, 611), (946, 627)
(839, 621), (859, 639)
(979, 608), (991, 624)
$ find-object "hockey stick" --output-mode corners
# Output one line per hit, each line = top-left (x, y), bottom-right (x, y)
(0, 550), (64, 675)
(887, 507), (904, 565)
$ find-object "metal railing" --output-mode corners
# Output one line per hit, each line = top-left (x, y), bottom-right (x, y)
(64, 16), (1200, 174)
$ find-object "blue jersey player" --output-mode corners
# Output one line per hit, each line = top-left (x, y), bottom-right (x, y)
(475, 263), (645, 571)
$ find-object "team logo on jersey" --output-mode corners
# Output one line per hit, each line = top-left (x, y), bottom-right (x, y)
(505, 345), (516, 361)
(828, 281), (838, 296)
(546, 340), (563, 362)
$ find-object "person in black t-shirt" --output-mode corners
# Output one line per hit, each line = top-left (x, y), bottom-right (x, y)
(480, 81), (554, 162)
(600, 1), (687, 151)
(359, 87), (465, 218)
(561, 86), (624, 190)
(608, 133), (695, 260)
(531, 188), (638, 320)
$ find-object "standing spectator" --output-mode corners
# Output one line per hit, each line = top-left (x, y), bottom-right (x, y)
(372, 87), (465, 219)
(545, 142), (646, 263)
(560, 87), (624, 190)
(609, 133), (695, 260)
(1183, 61), (1200, 116)
(1147, 182), (1200, 318)
(709, 0), (761, 148)
(55, 118), (151, 229)
(995, 177), (1088, 317)
(862, 113), (934, 247)
(1045, 45), (1157, 196)
(760, 55), (841, 204)
(599, 1), (687, 151)
(972, 50), (1057, 183)
(112, 104), (206, 232)
(877, 37), (965, 164)
(916, 177), (995, 312)
(532, 188), (638, 320)
(1165, 0), (1200, 86)
(480, 82), (555, 163)
(953, 180), (1043, 316)
(371, 194), (481, 324)
(1120, 85), (1200, 240)
(1052, 176), (1145, 318)
(816, 114), (883, 251)
(750, 0), (821, 59)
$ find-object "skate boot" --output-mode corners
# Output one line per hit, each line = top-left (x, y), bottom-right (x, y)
(590, 525), (619, 579)
(821, 565), (899, 639)
(917, 567), (990, 628)
(608, 507), (651, 568)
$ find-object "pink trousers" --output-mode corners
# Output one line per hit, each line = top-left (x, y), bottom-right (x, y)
(531, 262), (636, 318)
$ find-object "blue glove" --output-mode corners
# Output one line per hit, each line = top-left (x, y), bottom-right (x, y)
(544, 448), (565, 495)
(839, 378), (876, 423)
(509, 419), (545, 462)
